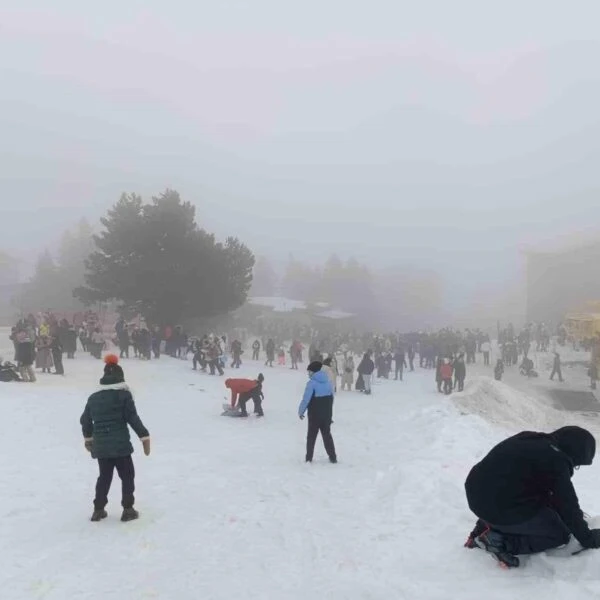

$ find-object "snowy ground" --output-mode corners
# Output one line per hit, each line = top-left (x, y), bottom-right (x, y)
(2, 335), (600, 599)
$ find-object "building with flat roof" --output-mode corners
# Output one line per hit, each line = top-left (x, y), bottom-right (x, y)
(526, 237), (600, 325)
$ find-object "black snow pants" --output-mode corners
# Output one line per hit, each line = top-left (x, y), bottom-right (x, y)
(443, 378), (453, 395)
(239, 390), (264, 416)
(306, 395), (336, 462)
(488, 508), (571, 555)
(550, 366), (564, 382)
(94, 455), (135, 510)
(52, 349), (64, 375)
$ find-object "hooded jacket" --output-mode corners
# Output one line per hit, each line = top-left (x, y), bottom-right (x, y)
(80, 383), (149, 459)
(298, 371), (334, 418)
(465, 427), (598, 547)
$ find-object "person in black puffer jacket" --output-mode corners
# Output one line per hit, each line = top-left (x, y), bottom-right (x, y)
(80, 354), (151, 523)
(464, 426), (600, 568)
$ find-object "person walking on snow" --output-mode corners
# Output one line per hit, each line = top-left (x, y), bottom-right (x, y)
(80, 355), (150, 523)
(550, 352), (564, 382)
(231, 339), (243, 369)
(252, 339), (261, 361)
(464, 426), (600, 568)
(298, 361), (337, 463)
(357, 352), (375, 395)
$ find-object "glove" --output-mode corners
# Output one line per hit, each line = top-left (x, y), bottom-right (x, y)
(141, 437), (151, 456)
(299, 414), (305, 420)
(84, 438), (93, 453)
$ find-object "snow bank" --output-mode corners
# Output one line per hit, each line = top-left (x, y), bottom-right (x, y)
(452, 376), (597, 434)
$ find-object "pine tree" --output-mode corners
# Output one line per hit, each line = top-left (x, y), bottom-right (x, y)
(75, 190), (255, 326)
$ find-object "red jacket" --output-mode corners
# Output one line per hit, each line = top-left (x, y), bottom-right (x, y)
(225, 378), (259, 407)
(440, 364), (453, 379)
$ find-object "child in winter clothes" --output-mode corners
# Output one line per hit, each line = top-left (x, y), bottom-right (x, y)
(277, 347), (286, 366)
(495, 359), (505, 381)
(440, 359), (453, 395)
(80, 355), (150, 523)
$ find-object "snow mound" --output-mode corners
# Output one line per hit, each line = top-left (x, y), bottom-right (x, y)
(452, 376), (594, 433)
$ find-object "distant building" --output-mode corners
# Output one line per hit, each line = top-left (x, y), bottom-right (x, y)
(526, 240), (600, 325)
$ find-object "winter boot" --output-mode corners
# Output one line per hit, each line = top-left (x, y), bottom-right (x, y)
(121, 508), (139, 522)
(90, 509), (107, 522)
(475, 529), (520, 568)
(329, 456), (337, 464)
(464, 519), (487, 548)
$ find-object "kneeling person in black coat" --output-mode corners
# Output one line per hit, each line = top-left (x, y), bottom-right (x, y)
(80, 354), (151, 523)
(464, 426), (600, 568)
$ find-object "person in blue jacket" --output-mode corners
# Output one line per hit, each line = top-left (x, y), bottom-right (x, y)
(298, 361), (337, 463)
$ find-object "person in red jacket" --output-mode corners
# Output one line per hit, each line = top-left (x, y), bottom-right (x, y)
(225, 374), (265, 416)
(440, 359), (453, 395)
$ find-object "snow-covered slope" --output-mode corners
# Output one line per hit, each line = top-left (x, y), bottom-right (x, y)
(2, 350), (600, 599)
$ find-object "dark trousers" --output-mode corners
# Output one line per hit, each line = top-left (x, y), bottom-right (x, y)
(52, 350), (64, 375)
(395, 364), (404, 381)
(120, 345), (129, 359)
(483, 352), (490, 366)
(306, 396), (336, 461)
(455, 377), (465, 392)
(94, 455), (135, 510)
(152, 343), (161, 359)
(209, 359), (224, 375)
(231, 354), (242, 368)
(490, 508), (571, 555)
(443, 378), (453, 394)
(409, 356), (414, 371)
(550, 367), (563, 382)
(239, 391), (263, 416)
(252, 349), (260, 360)
(193, 353), (206, 370)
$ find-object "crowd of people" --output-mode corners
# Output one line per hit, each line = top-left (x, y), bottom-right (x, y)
(4, 311), (106, 381)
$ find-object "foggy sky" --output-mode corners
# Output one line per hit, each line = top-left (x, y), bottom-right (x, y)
(2, 1), (600, 310)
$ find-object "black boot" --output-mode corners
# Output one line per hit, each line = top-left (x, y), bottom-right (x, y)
(475, 529), (520, 568)
(121, 508), (139, 522)
(91, 509), (107, 522)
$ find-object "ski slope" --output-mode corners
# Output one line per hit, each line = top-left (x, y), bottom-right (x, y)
(2, 345), (600, 599)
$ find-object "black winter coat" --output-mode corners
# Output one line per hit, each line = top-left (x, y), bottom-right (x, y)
(454, 360), (466, 380)
(16, 341), (35, 366)
(465, 427), (598, 548)
(80, 383), (149, 459)
(358, 356), (375, 375)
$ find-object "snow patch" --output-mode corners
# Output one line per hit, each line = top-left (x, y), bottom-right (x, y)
(452, 376), (596, 434)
